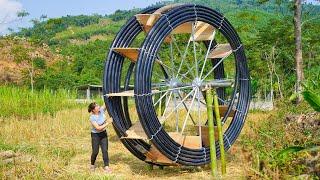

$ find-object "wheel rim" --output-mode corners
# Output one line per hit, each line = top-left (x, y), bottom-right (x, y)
(103, 4), (250, 166)
(134, 4), (250, 165)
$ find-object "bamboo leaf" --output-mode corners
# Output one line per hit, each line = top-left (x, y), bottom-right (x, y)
(302, 90), (320, 112)
(276, 146), (304, 159)
(276, 146), (319, 159)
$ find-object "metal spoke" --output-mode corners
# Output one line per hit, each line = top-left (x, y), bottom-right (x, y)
(172, 37), (196, 79)
(173, 92), (179, 132)
(201, 53), (232, 81)
(180, 58), (202, 79)
(162, 91), (173, 117)
(159, 88), (196, 123)
(151, 84), (168, 89)
(217, 96), (230, 105)
(180, 88), (206, 105)
(199, 30), (217, 78)
(191, 21), (198, 78)
(153, 90), (170, 107)
(197, 87), (202, 139)
(177, 91), (196, 125)
(180, 88), (197, 135)
(152, 63), (169, 81)
(156, 58), (193, 81)
(176, 34), (193, 78)
(152, 71), (165, 81)
(170, 35), (176, 77)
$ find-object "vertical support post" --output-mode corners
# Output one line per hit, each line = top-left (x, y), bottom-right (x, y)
(213, 89), (226, 175)
(205, 88), (217, 177)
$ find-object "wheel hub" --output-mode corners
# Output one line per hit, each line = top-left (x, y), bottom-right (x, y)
(192, 77), (202, 89)
(168, 77), (181, 88)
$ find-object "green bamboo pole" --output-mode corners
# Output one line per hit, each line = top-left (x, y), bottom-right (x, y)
(205, 88), (217, 177)
(158, 93), (162, 116)
(213, 89), (226, 175)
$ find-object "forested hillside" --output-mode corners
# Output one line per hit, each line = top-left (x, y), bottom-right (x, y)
(1, 0), (319, 98)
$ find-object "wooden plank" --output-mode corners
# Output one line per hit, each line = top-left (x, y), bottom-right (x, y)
(145, 132), (202, 165)
(169, 22), (215, 42)
(121, 123), (178, 165)
(168, 132), (202, 149)
(146, 14), (160, 26)
(136, 14), (215, 43)
(106, 89), (160, 97)
(106, 90), (135, 97)
(193, 22), (215, 41)
(208, 44), (232, 59)
(121, 121), (148, 140)
(218, 105), (235, 117)
(195, 105), (235, 147)
(170, 22), (215, 36)
(113, 48), (139, 62)
(137, 16), (172, 43)
(136, 14), (214, 42)
(135, 14), (150, 26)
(171, 22), (192, 34)
(135, 14), (161, 28)
(195, 125), (219, 147)
(145, 145), (178, 165)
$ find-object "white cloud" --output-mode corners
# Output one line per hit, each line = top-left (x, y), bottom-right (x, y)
(0, 0), (23, 35)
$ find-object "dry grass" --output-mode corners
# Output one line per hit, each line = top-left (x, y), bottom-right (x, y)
(0, 108), (269, 179)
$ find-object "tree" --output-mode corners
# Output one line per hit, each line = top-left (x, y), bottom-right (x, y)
(17, 10), (29, 19)
(292, 0), (320, 102)
(40, 14), (48, 22)
(257, 0), (317, 103)
(293, 0), (304, 103)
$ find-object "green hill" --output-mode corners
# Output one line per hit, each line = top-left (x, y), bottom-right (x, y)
(1, 0), (319, 97)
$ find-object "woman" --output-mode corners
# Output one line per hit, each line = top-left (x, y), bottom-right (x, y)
(88, 102), (112, 173)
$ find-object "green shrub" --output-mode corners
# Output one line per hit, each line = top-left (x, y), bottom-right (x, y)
(0, 86), (80, 118)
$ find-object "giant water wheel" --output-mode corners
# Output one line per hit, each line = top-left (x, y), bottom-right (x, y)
(103, 4), (250, 166)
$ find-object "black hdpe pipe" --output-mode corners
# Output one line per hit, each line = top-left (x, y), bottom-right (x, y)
(103, 6), (163, 164)
(103, 4), (250, 166)
(134, 4), (250, 166)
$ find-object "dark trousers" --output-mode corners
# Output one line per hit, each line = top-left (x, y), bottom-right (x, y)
(91, 131), (109, 166)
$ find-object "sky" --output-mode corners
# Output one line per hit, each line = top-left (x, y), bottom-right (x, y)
(0, 0), (319, 35)
(0, 0), (167, 35)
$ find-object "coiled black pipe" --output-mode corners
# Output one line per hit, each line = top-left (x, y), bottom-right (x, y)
(103, 3), (250, 166)
(103, 6), (163, 163)
(134, 4), (250, 166)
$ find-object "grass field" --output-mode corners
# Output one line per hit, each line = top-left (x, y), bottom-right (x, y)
(0, 107), (267, 179)
(0, 87), (318, 179)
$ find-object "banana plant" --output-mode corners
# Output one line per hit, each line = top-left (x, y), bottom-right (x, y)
(302, 90), (320, 112)
(302, 71), (320, 112)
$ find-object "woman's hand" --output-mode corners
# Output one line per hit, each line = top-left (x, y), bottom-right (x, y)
(104, 118), (113, 125)
(108, 118), (113, 123)
(101, 104), (106, 111)
(91, 121), (107, 131)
